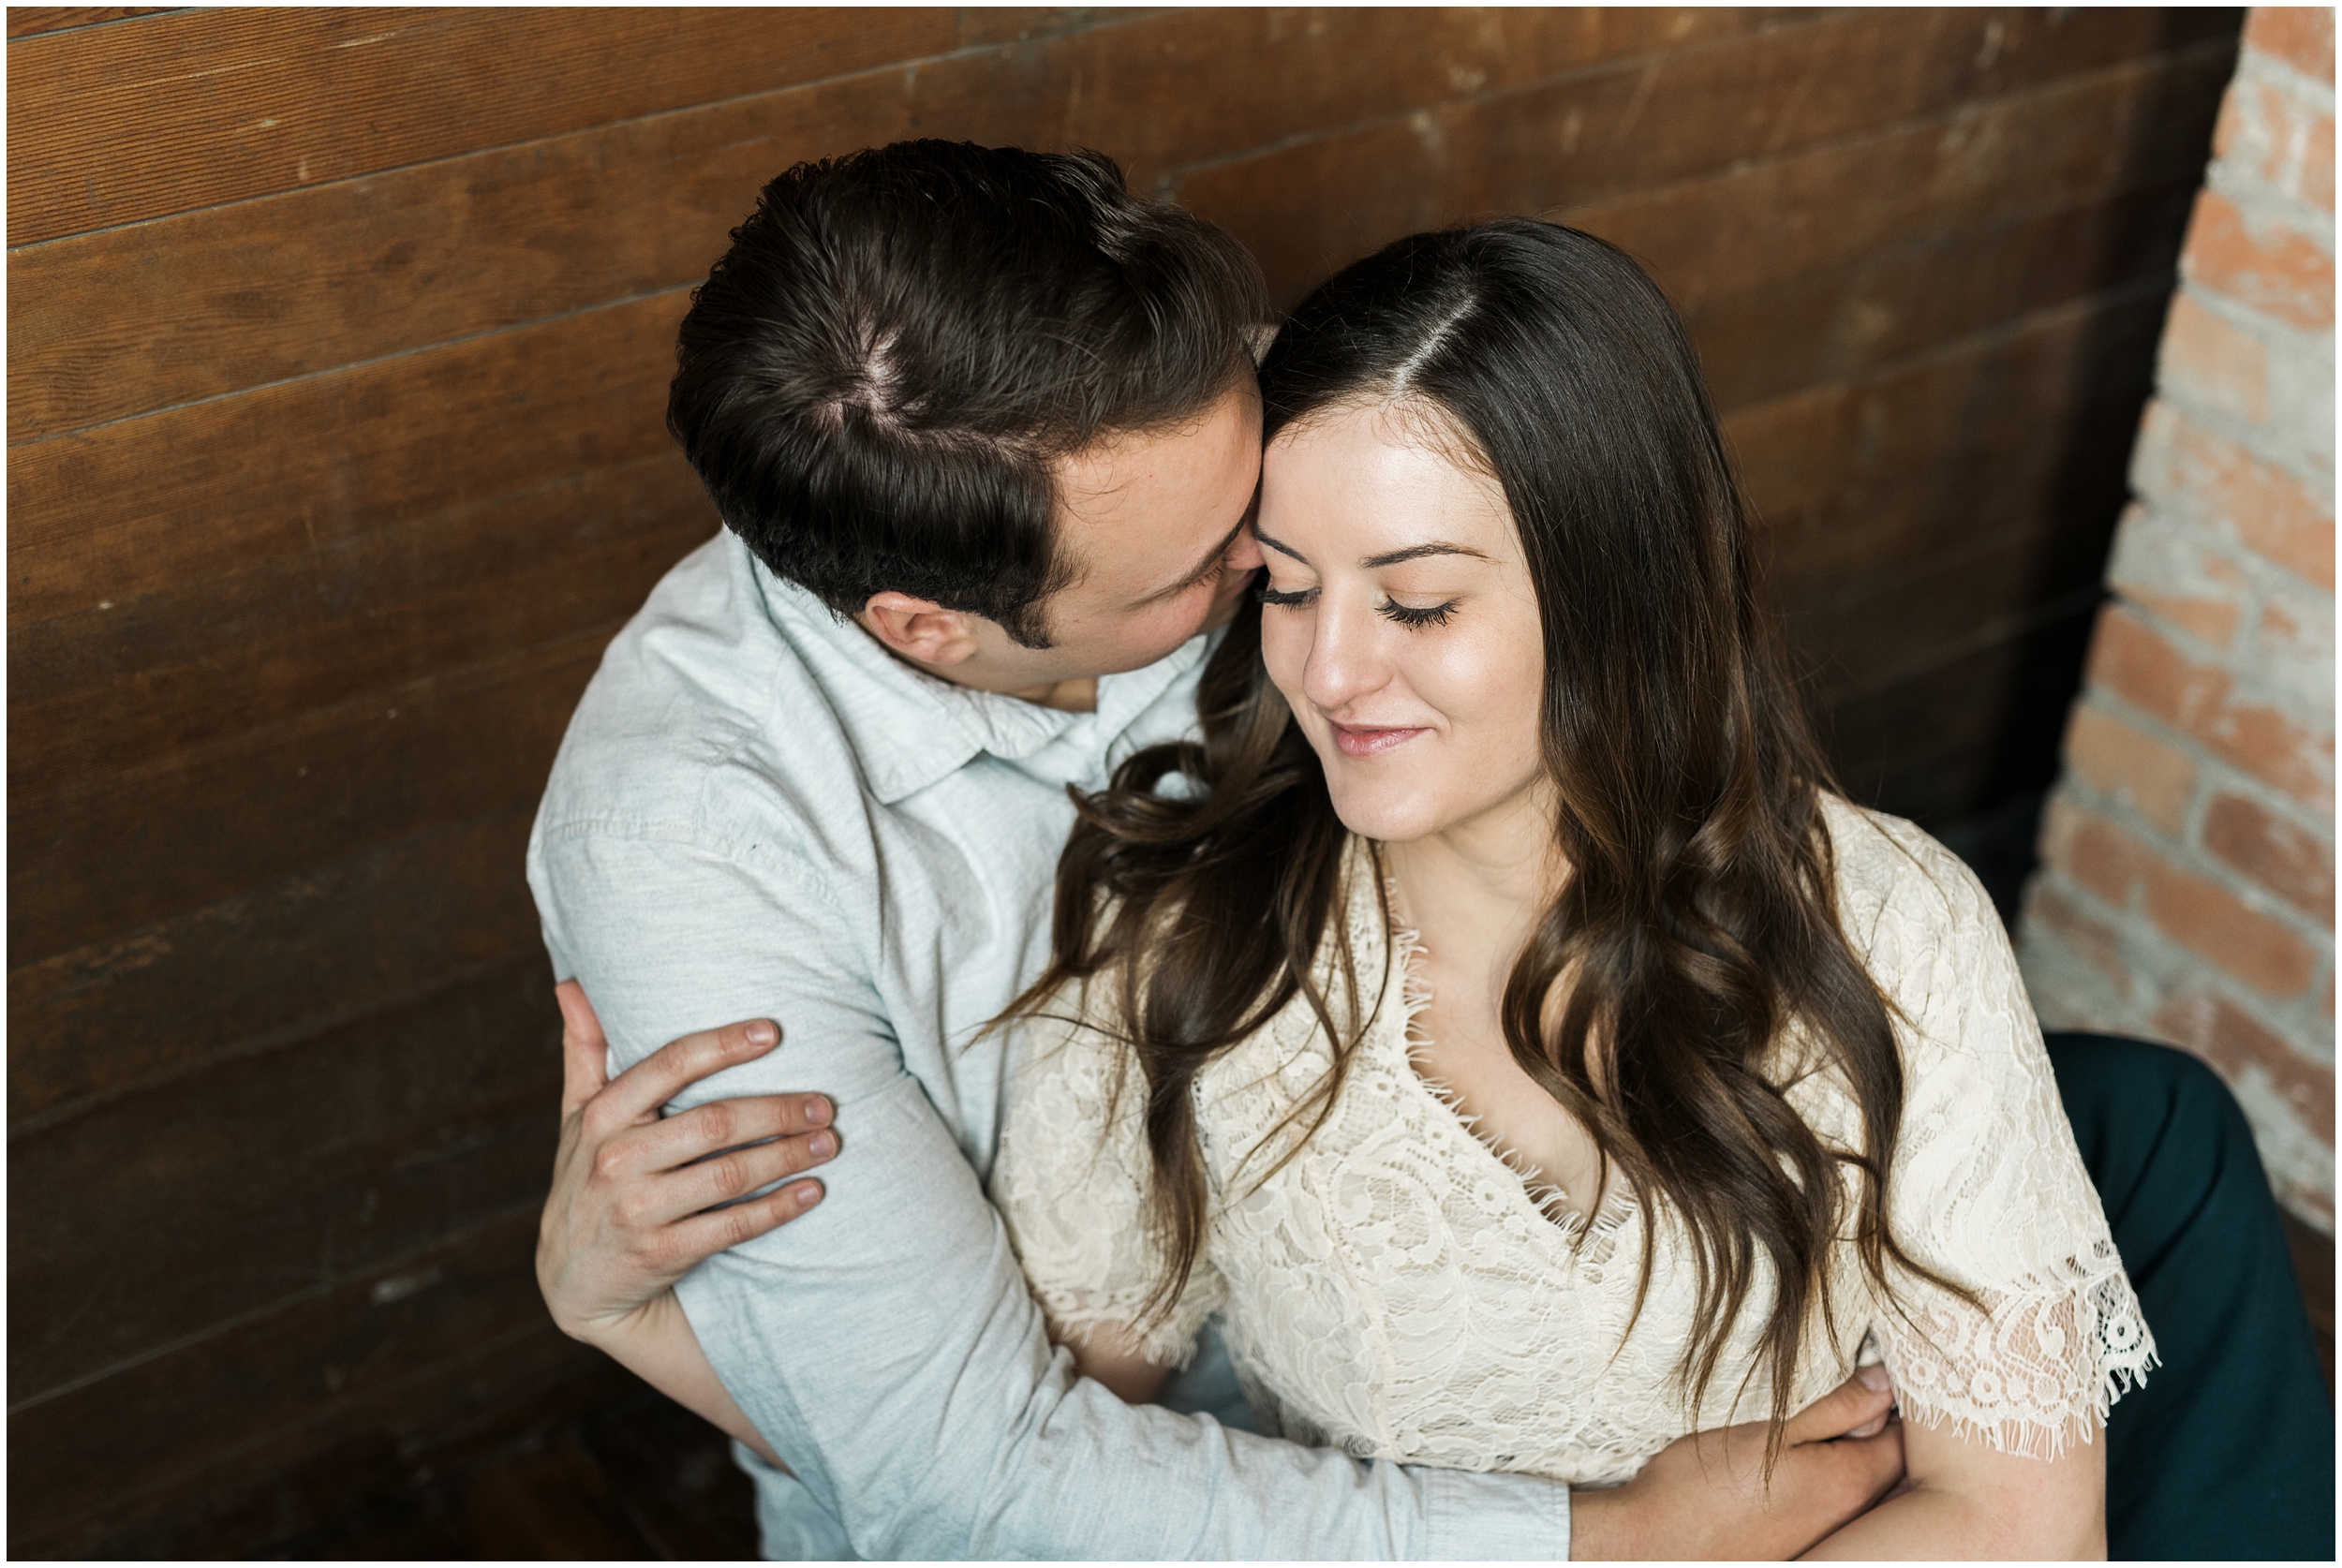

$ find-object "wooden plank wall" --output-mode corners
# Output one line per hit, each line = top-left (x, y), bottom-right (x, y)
(7, 7), (2238, 1556)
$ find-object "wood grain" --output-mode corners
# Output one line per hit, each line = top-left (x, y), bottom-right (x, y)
(7, 1209), (625, 1557)
(6, 6), (175, 38)
(1562, 45), (2235, 310)
(9, 633), (604, 966)
(8, 7), (1790, 442)
(8, 291), (688, 627)
(11, 956), (559, 1398)
(1181, 34), (2236, 309)
(5, 54), (1039, 443)
(6, 8), (2232, 443)
(7, 6), (958, 246)
(1738, 286), (2169, 592)
(1820, 633), (2048, 821)
(10, 807), (539, 1127)
(1685, 177), (2196, 416)
(10, 454), (716, 795)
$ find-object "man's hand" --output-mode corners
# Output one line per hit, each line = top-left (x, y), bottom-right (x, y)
(537, 981), (839, 1346)
(1569, 1367), (1906, 1561)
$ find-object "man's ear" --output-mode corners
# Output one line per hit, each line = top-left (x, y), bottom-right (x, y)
(858, 591), (982, 667)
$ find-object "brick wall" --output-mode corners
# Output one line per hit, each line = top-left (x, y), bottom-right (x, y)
(2022, 7), (2335, 1231)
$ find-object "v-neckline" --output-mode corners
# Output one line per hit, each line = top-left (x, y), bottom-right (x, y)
(1356, 847), (1638, 1241)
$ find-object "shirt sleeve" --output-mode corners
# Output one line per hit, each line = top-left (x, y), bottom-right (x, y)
(1853, 821), (2158, 1459)
(993, 985), (1227, 1368)
(529, 824), (1570, 1561)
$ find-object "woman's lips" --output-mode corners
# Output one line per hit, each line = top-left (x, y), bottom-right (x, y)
(1327, 721), (1429, 759)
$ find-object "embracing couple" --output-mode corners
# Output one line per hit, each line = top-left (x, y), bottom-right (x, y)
(530, 141), (2331, 1559)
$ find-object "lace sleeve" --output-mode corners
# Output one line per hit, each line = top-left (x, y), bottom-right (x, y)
(1852, 817), (2157, 1459)
(990, 985), (1225, 1368)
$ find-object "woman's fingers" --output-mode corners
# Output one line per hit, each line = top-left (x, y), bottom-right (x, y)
(586, 1100), (839, 1234)
(627, 1091), (836, 1178)
(657, 1178), (828, 1267)
(672, 1125), (842, 1214)
(556, 980), (614, 1120)
(578, 1015), (786, 1137)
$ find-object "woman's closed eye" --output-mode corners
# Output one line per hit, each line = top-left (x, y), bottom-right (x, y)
(1258, 582), (1317, 609)
(1259, 581), (1460, 630)
(1378, 597), (1458, 629)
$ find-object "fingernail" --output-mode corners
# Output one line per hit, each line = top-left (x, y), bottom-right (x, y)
(746, 1021), (778, 1047)
(808, 1131), (837, 1159)
(1857, 1362), (1891, 1393)
(794, 1181), (823, 1208)
(806, 1095), (832, 1126)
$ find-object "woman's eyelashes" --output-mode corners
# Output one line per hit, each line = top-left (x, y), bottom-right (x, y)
(1258, 581), (1460, 630)
(1378, 598), (1458, 629)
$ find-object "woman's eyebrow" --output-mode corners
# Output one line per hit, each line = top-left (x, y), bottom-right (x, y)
(1252, 526), (1312, 566)
(1360, 540), (1490, 569)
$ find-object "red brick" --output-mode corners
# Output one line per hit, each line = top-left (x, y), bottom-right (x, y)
(2147, 856), (2323, 998)
(2253, 592), (2335, 682)
(2160, 291), (2271, 425)
(2156, 992), (2335, 1144)
(2307, 114), (2336, 213)
(2024, 879), (2132, 987)
(2089, 602), (2236, 725)
(2065, 703), (2199, 832)
(2215, 75), (2336, 213)
(2137, 402), (2334, 590)
(2204, 790), (2336, 924)
(2184, 187), (2336, 329)
(2047, 797), (2157, 909)
(2088, 606), (2335, 806)
(2107, 504), (2252, 648)
(2046, 795), (2321, 998)
(2226, 705), (2335, 810)
(2246, 7), (2335, 85)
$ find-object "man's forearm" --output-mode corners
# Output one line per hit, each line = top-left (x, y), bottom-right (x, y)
(676, 1074), (1568, 1560)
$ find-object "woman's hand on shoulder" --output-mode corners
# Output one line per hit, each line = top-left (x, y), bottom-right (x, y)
(538, 981), (840, 1345)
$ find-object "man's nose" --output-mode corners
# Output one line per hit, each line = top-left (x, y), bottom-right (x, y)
(1224, 527), (1265, 573)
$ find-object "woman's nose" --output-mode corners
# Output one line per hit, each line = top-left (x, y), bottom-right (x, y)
(1301, 599), (1388, 714)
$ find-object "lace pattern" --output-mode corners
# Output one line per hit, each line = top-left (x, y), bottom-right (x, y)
(992, 799), (2155, 1482)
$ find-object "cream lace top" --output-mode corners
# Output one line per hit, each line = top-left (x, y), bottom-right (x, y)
(992, 799), (2155, 1486)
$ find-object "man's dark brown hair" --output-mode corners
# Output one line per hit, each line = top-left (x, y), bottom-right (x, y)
(668, 141), (1270, 648)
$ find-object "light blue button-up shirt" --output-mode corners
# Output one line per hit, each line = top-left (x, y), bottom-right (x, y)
(527, 529), (1570, 1559)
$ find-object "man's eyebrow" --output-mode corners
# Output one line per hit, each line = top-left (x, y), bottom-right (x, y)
(1361, 540), (1491, 569)
(1134, 510), (1252, 606)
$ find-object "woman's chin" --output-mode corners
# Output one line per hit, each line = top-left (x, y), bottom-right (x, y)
(1326, 789), (1448, 846)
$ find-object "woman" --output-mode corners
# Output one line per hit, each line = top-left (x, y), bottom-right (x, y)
(988, 218), (2151, 1558)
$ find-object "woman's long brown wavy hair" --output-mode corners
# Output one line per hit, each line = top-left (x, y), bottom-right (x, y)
(1005, 218), (1954, 1448)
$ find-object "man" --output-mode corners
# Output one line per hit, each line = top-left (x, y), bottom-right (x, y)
(532, 141), (2332, 1559)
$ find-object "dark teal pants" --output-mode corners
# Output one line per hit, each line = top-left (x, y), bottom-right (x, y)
(2048, 1033), (2335, 1561)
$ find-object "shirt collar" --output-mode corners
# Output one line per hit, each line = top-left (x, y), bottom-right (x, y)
(743, 540), (1208, 805)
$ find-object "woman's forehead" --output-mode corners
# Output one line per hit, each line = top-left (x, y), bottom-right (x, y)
(1260, 403), (1513, 554)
